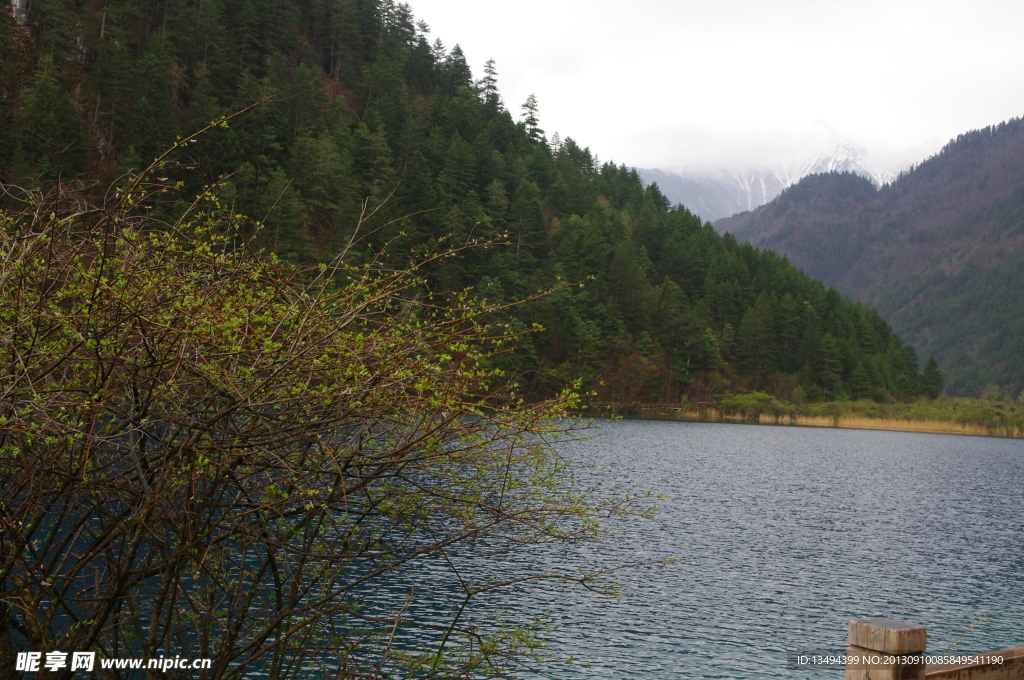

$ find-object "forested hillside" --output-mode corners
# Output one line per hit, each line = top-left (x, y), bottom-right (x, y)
(717, 119), (1024, 396)
(0, 0), (935, 404)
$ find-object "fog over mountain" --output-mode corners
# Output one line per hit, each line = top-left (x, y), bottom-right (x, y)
(640, 143), (899, 223)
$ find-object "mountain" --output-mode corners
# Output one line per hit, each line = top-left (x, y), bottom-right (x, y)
(637, 168), (787, 224)
(795, 141), (897, 187)
(0, 0), (938, 406)
(640, 142), (897, 223)
(716, 118), (1024, 396)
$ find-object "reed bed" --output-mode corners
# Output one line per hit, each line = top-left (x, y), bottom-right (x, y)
(588, 403), (1024, 439)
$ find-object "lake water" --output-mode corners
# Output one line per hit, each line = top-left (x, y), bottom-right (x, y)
(500, 419), (1024, 678)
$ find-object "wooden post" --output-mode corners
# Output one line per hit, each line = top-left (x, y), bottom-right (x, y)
(846, 617), (927, 680)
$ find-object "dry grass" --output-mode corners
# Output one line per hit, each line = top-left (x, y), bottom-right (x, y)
(591, 401), (1024, 439)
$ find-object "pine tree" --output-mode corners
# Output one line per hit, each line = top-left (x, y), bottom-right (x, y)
(508, 180), (545, 252)
(415, 19), (430, 40)
(480, 59), (498, 98)
(15, 57), (85, 182)
(431, 37), (446, 62)
(739, 294), (777, 380)
(922, 355), (944, 398)
(480, 58), (501, 113)
(443, 45), (473, 96)
(521, 94), (543, 141)
(817, 333), (842, 395)
(850, 362), (870, 400)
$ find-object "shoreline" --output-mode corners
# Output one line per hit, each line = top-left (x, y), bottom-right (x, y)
(581, 406), (1024, 439)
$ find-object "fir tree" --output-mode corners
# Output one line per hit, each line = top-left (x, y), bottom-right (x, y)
(521, 93), (543, 141)
(923, 355), (944, 398)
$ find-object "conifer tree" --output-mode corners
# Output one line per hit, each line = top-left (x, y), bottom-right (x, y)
(443, 44), (473, 96)
(480, 58), (501, 113)
(431, 37), (446, 62)
(481, 58), (498, 98)
(15, 57), (85, 182)
(923, 355), (944, 398)
(739, 294), (777, 381)
(521, 93), (543, 141)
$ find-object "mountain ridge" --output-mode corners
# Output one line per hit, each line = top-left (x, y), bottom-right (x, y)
(640, 142), (898, 223)
(715, 117), (1024, 395)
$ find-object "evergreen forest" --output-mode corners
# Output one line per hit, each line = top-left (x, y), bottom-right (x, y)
(0, 0), (939, 405)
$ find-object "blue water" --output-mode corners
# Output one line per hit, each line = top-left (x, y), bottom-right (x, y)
(493, 420), (1024, 678)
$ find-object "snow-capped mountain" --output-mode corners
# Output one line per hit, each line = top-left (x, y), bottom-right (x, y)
(639, 143), (899, 223)
(796, 142), (897, 187)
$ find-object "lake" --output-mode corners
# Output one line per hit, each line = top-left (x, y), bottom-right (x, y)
(501, 419), (1024, 678)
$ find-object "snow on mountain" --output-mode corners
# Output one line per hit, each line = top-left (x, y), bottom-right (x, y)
(639, 143), (900, 223)
(797, 142), (897, 187)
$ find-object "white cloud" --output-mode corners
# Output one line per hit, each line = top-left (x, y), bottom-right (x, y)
(411, 0), (1024, 173)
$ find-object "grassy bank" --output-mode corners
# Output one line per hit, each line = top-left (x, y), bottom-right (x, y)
(586, 394), (1024, 439)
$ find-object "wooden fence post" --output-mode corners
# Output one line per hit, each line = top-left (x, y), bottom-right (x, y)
(846, 617), (928, 680)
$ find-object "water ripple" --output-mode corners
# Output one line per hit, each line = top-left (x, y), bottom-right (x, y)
(501, 420), (1024, 678)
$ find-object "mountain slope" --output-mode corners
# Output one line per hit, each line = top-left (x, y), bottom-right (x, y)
(716, 118), (1024, 395)
(638, 168), (788, 223)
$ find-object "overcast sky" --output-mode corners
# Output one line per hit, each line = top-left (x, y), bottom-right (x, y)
(408, 0), (1024, 175)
